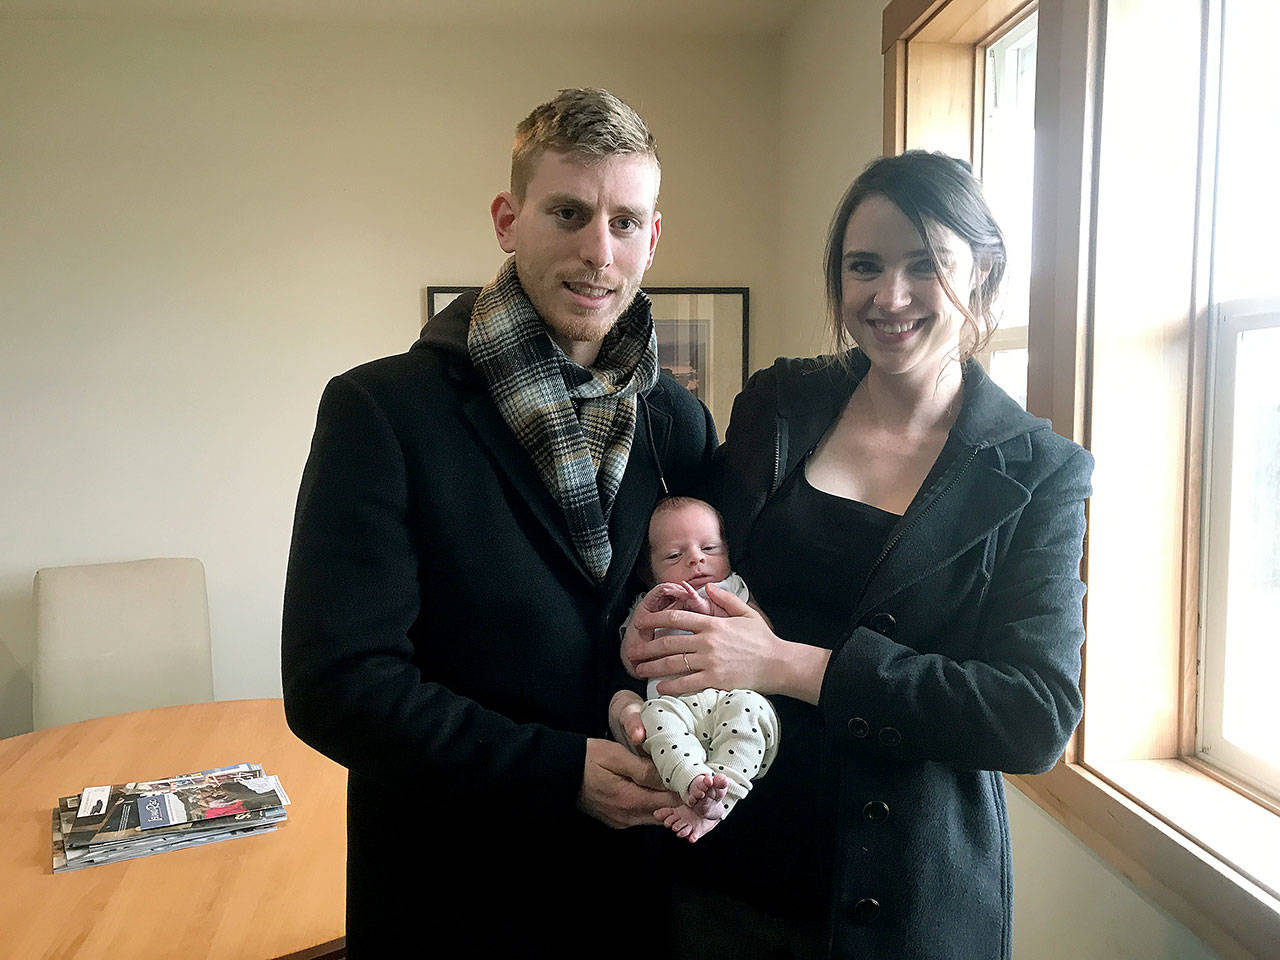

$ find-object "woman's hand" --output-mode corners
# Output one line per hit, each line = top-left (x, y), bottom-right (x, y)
(624, 583), (830, 702)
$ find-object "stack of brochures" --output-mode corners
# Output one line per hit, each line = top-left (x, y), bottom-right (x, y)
(51, 762), (290, 873)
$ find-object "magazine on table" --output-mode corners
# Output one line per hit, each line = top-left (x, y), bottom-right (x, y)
(51, 762), (289, 874)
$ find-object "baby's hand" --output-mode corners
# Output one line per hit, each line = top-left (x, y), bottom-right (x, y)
(640, 580), (699, 613)
(680, 586), (714, 617)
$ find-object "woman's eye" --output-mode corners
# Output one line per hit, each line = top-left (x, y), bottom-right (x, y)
(910, 258), (940, 277)
(846, 259), (878, 277)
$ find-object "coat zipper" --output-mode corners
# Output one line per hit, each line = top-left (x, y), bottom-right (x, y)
(856, 444), (983, 608)
(772, 417), (784, 492)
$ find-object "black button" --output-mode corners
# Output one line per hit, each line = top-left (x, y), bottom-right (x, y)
(867, 612), (897, 636)
(878, 726), (902, 746)
(862, 800), (890, 822)
(847, 717), (870, 739)
(850, 898), (880, 923)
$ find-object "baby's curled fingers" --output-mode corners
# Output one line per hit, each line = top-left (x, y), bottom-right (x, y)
(703, 582), (757, 616)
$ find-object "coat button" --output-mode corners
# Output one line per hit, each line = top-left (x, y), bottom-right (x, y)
(848, 717), (870, 739)
(867, 612), (897, 636)
(850, 897), (880, 924)
(862, 800), (890, 822)
(878, 726), (902, 746)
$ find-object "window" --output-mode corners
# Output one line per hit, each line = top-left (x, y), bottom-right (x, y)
(1202, 302), (1280, 798)
(976, 10), (1037, 407)
(883, 0), (1280, 953)
(1199, 0), (1280, 804)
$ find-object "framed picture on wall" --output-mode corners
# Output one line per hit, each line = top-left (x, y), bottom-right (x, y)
(424, 286), (478, 323)
(422, 284), (749, 429)
(645, 287), (748, 432)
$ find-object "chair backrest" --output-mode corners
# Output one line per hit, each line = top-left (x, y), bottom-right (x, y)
(33, 557), (214, 729)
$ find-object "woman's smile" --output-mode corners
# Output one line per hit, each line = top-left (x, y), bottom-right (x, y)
(865, 314), (929, 341)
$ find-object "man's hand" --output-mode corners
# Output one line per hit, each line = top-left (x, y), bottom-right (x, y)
(576, 737), (677, 829)
(607, 689), (647, 756)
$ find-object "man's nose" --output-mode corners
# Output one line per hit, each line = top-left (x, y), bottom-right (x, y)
(873, 269), (911, 310)
(578, 218), (614, 271)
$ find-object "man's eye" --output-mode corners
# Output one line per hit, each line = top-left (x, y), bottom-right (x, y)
(613, 217), (638, 231)
(554, 208), (580, 222)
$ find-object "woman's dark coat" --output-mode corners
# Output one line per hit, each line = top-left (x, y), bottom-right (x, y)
(281, 292), (717, 955)
(712, 351), (1093, 959)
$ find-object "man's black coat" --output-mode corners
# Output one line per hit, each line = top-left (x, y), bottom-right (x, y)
(282, 292), (717, 954)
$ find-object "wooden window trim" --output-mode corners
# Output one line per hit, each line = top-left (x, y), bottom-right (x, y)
(882, 0), (1037, 158)
(882, 0), (1280, 954)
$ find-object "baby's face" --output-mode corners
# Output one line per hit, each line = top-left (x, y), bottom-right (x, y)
(647, 502), (731, 590)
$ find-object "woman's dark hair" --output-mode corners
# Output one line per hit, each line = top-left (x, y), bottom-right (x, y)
(822, 150), (1007, 361)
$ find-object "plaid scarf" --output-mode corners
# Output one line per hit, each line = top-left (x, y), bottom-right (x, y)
(468, 257), (659, 582)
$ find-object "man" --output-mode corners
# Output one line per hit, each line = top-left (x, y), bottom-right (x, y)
(282, 89), (716, 954)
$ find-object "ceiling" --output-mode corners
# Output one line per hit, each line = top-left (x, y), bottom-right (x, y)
(0, 0), (813, 35)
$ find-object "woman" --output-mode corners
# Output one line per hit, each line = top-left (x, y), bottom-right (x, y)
(618, 151), (1093, 959)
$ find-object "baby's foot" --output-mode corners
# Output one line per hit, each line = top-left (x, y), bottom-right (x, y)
(656, 803), (722, 843)
(686, 772), (729, 819)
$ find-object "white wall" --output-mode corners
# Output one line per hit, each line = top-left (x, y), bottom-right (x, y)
(776, 0), (887, 364)
(0, 17), (780, 737)
(1008, 785), (1221, 958)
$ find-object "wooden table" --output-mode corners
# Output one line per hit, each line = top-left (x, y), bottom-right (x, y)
(0, 699), (346, 960)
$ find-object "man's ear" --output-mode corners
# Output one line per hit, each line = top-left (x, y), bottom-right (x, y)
(644, 210), (662, 270)
(491, 192), (519, 253)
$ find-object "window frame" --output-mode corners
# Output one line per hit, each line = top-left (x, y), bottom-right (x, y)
(1199, 297), (1280, 801)
(882, 0), (1280, 954)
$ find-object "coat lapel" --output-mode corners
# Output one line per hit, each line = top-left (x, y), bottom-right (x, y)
(458, 367), (667, 592)
(456, 374), (596, 584)
(601, 393), (668, 610)
(857, 454), (1030, 615)
(774, 359), (862, 493)
(856, 360), (1046, 614)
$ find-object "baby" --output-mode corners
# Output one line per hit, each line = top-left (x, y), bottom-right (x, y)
(623, 496), (779, 842)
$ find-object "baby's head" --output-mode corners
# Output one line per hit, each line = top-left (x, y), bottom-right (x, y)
(644, 496), (731, 589)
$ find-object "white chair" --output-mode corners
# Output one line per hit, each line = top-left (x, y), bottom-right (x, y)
(33, 557), (214, 729)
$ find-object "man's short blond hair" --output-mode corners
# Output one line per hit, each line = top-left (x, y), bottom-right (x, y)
(511, 88), (660, 200)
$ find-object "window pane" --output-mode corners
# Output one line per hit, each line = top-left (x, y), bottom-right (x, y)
(989, 347), (1028, 409)
(982, 11), (1037, 333)
(1213, 1), (1280, 301)
(1219, 324), (1280, 768)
